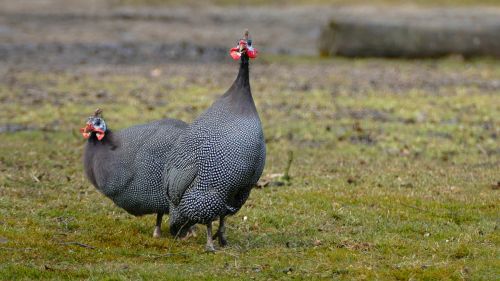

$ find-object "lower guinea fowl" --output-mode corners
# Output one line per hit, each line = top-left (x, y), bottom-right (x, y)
(164, 30), (266, 251)
(81, 109), (187, 237)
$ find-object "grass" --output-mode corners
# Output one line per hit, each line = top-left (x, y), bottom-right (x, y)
(0, 56), (499, 280)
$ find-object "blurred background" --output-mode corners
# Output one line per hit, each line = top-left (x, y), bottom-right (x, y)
(1, 0), (500, 65)
(0, 0), (499, 279)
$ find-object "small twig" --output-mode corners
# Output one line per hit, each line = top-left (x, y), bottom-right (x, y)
(164, 220), (192, 254)
(398, 202), (427, 212)
(140, 252), (188, 259)
(59, 241), (95, 249)
(30, 172), (41, 183)
(397, 201), (444, 218)
(222, 250), (239, 259)
(173, 220), (191, 240)
(282, 150), (294, 182)
(0, 247), (34, 251)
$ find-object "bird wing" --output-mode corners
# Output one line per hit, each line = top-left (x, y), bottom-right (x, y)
(165, 162), (198, 206)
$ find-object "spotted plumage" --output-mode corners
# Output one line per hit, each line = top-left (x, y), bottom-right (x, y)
(83, 116), (187, 237)
(82, 31), (265, 250)
(164, 43), (266, 251)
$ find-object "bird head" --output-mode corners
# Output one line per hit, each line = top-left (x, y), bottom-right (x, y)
(230, 30), (258, 60)
(80, 108), (107, 141)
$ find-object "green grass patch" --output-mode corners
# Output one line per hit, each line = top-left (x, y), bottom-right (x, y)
(0, 58), (499, 279)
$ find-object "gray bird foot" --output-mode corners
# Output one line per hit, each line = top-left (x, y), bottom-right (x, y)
(205, 222), (216, 252)
(153, 213), (163, 238)
(188, 225), (198, 238)
(205, 243), (216, 253)
(153, 226), (162, 238)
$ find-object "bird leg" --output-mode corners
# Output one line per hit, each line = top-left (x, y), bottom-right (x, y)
(205, 222), (216, 252)
(212, 216), (228, 247)
(180, 225), (198, 240)
(153, 213), (163, 238)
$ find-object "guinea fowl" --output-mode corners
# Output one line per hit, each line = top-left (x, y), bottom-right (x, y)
(81, 109), (187, 238)
(164, 30), (266, 251)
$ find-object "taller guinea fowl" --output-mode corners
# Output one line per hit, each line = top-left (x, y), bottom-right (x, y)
(164, 30), (266, 251)
(81, 109), (187, 238)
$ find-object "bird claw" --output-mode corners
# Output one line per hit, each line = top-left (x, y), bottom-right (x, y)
(219, 237), (227, 247)
(188, 225), (198, 238)
(153, 226), (162, 238)
(180, 226), (197, 240)
(219, 236), (228, 247)
(212, 230), (228, 247)
(205, 244), (216, 253)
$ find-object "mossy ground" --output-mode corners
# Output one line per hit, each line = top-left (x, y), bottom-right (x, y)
(0, 56), (499, 280)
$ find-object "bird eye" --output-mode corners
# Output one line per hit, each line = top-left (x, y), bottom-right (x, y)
(94, 120), (101, 126)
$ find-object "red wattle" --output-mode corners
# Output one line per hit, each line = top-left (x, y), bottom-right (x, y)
(230, 47), (241, 60)
(80, 124), (93, 139)
(247, 48), (258, 59)
(81, 131), (91, 139)
(94, 129), (105, 141)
